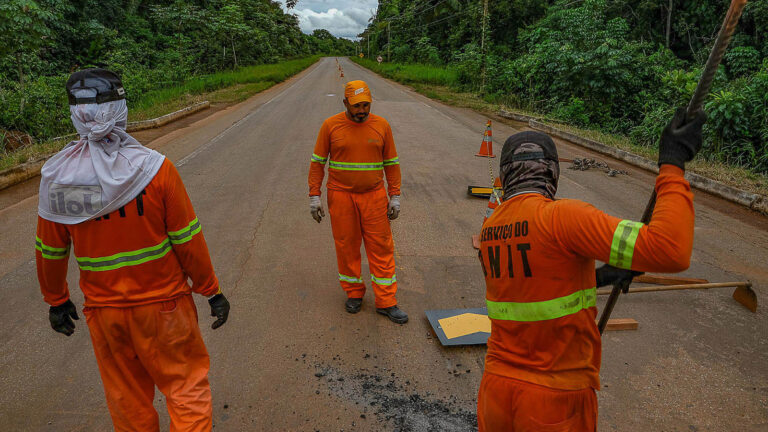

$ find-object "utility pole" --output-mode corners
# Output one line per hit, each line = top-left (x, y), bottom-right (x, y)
(481, 0), (489, 93)
(368, 34), (370, 59)
(387, 21), (391, 62)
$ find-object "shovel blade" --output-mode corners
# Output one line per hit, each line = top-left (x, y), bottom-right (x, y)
(732, 286), (758, 313)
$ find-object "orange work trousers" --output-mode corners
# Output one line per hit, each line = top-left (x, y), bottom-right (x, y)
(84, 294), (213, 432)
(327, 186), (398, 309)
(477, 373), (597, 432)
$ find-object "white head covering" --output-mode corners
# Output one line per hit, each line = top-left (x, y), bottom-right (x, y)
(38, 98), (165, 224)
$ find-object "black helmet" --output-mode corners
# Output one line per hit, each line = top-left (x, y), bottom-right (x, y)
(66, 68), (126, 105)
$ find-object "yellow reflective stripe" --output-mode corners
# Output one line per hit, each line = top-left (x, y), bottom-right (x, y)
(487, 288), (596, 322)
(35, 237), (70, 260)
(371, 274), (396, 286)
(168, 218), (202, 245)
(383, 157), (399, 166)
(311, 153), (328, 164)
(328, 160), (384, 171)
(339, 273), (363, 284)
(76, 239), (172, 271)
(609, 220), (644, 269)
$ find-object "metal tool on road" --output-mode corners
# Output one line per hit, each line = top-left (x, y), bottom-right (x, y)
(598, 0), (750, 334)
(597, 281), (757, 312)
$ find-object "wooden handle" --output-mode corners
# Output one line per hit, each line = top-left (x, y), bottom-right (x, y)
(597, 281), (751, 296)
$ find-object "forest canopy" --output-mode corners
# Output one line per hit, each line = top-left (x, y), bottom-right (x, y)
(0, 0), (355, 144)
(360, 0), (768, 174)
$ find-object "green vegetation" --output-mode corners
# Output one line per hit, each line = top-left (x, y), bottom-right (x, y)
(354, 59), (458, 87)
(0, 56), (321, 171)
(360, 0), (768, 177)
(352, 64), (768, 197)
(129, 56), (321, 119)
(0, 0), (354, 157)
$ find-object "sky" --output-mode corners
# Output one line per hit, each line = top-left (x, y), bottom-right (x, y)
(277, 0), (379, 40)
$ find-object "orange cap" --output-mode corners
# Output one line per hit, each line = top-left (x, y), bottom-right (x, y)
(344, 80), (372, 105)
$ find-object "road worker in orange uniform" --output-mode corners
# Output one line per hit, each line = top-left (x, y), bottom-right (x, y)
(477, 108), (706, 431)
(35, 68), (230, 432)
(308, 80), (407, 324)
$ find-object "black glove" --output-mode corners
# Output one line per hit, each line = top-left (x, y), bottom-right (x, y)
(49, 299), (79, 336)
(208, 293), (230, 330)
(595, 264), (642, 289)
(658, 108), (707, 170)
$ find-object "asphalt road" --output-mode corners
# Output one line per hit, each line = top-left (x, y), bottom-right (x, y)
(0, 57), (766, 431)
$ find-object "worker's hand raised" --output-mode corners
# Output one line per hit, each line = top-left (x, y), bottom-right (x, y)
(388, 195), (400, 220)
(49, 299), (79, 336)
(310, 196), (325, 223)
(208, 293), (230, 330)
(658, 108), (707, 170)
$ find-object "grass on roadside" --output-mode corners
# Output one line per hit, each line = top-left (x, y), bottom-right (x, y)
(353, 58), (458, 87)
(0, 57), (321, 172)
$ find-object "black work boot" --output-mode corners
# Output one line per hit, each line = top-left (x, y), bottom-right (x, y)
(345, 297), (363, 314)
(376, 305), (408, 324)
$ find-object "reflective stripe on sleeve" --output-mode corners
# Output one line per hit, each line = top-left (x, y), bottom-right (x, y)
(311, 154), (328, 164)
(339, 273), (363, 284)
(328, 160), (384, 171)
(371, 274), (397, 286)
(609, 220), (644, 269)
(486, 288), (596, 322)
(76, 238), (173, 272)
(168, 217), (202, 245)
(35, 236), (70, 260)
(383, 157), (399, 166)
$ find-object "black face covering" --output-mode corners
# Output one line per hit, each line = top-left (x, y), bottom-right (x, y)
(66, 68), (126, 105)
(499, 131), (560, 200)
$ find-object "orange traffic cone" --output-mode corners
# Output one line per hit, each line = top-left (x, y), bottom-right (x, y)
(483, 177), (503, 223)
(475, 120), (495, 158)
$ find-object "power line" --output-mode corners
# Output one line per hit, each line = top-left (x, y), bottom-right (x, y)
(386, 6), (482, 47)
(361, 2), (482, 56)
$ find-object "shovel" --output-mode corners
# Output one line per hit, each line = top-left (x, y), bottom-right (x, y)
(597, 281), (757, 313)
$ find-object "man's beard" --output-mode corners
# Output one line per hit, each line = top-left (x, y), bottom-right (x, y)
(351, 113), (368, 123)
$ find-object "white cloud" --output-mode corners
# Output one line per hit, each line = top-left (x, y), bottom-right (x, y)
(277, 0), (378, 40)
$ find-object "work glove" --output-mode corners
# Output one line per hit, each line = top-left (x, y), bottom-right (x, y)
(595, 264), (642, 289)
(658, 108), (707, 170)
(388, 195), (400, 220)
(49, 299), (79, 336)
(208, 293), (230, 330)
(310, 195), (325, 223)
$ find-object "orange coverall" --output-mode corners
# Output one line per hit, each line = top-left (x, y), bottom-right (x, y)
(308, 111), (401, 308)
(477, 165), (695, 431)
(36, 159), (219, 432)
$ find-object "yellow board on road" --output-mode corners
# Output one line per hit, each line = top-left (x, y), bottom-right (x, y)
(438, 313), (491, 339)
(425, 308), (491, 345)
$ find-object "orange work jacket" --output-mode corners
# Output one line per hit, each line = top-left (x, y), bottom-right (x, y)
(35, 159), (219, 307)
(479, 165), (694, 390)
(308, 112), (401, 196)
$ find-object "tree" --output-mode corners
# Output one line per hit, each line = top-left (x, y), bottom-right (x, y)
(0, 0), (53, 110)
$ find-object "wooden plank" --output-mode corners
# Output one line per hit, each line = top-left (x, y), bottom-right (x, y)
(634, 274), (708, 285)
(598, 318), (638, 331)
